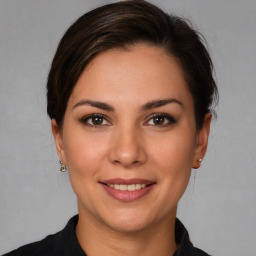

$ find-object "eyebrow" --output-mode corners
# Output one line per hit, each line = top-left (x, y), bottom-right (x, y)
(141, 99), (183, 111)
(72, 98), (183, 111)
(73, 100), (115, 111)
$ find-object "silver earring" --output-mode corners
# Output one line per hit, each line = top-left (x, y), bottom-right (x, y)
(198, 158), (203, 162)
(59, 160), (67, 172)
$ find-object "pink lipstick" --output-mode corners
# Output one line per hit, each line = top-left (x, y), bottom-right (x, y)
(100, 178), (156, 202)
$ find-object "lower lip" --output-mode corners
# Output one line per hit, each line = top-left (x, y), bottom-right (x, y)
(102, 184), (155, 202)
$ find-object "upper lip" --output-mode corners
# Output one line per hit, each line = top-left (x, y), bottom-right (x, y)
(100, 178), (156, 185)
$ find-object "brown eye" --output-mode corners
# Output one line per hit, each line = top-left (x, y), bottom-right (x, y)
(152, 116), (165, 125)
(91, 116), (104, 125)
(80, 114), (110, 127)
(146, 114), (176, 126)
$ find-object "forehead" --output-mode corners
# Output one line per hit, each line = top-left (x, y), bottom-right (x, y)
(68, 44), (192, 109)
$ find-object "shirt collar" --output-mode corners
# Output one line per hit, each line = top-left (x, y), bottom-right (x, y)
(62, 215), (194, 256)
(173, 218), (194, 256)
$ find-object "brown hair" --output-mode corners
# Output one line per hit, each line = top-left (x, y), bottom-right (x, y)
(47, 0), (218, 129)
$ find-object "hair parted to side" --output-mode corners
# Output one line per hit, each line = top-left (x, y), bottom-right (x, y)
(47, 0), (218, 129)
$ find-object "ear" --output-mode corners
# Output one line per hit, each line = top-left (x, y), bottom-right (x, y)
(192, 113), (212, 169)
(51, 119), (66, 164)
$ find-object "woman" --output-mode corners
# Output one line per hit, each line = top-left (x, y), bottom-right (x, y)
(4, 0), (218, 255)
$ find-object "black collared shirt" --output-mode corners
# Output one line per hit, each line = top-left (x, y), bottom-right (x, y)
(3, 215), (211, 256)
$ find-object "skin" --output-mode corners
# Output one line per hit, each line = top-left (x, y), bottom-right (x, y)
(52, 44), (211, 256)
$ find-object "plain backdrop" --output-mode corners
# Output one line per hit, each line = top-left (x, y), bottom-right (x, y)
(0, 0), (256, 255)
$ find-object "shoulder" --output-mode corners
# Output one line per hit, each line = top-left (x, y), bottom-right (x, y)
(174, 218), (212, 256)
(192, 247), (212, 256)
(2, 232), (62, 256)
(2, 215), (80, 256)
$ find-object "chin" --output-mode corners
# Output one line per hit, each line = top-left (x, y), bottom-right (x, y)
(99, 207), (161, 234)
(106, 217), (151, 234)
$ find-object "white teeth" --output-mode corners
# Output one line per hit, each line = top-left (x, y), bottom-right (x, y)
(119, 184), (127, 191)
(113, 184), (120, 190)
(128, 184), (136, 191)
(135, 184), (142, 190)
(108, 184), (147, 191)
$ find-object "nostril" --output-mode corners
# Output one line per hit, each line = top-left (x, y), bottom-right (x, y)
(113, 159), (120, 164)
(108, 138), (148, 167)
(113, 159), (139, 165)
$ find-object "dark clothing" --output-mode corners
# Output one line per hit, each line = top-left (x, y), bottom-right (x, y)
(3, 215), (211, 256)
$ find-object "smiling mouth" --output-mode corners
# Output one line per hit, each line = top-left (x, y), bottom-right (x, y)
(101, 183), (153, 191)
(99, 178), (156, 201)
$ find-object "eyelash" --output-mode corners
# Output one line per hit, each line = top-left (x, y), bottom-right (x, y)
(145, 113), (176, 126)
(79, 113), (176, 127)
(80, 114), (110, 127)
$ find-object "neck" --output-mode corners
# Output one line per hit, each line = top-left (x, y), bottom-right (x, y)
(76, 206), (178, 256)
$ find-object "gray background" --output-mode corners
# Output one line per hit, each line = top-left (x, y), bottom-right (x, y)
(0, 0), (255, 255)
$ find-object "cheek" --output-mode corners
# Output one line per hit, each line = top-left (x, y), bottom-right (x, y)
(149, 127), (195, 192)
(62, 128), (109, 177)
(150, 129), (196, 170)
(62, 131), (110, 205)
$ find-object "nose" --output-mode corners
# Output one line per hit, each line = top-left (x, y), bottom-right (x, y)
(109, 127), (147, 168)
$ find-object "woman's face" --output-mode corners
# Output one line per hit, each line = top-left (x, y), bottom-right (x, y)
(52, 44), (210, 233)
